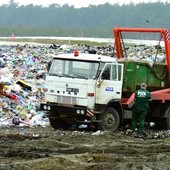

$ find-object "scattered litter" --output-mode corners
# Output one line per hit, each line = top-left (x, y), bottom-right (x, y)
(92, 130), (104, 136)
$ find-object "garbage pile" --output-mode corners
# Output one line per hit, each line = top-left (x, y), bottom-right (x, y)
(0, 43), (52, 127)
(118, 44), (166, 65)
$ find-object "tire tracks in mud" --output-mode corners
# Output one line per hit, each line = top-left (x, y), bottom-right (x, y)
(0, 129), (170, 170)
(0, 133), (169, 158)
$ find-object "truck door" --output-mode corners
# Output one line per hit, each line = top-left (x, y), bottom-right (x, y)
(96, 63), (124, 104)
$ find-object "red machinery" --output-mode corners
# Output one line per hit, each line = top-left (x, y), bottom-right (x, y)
(113, 27), (170, 129)
(114, 27), (170, 82)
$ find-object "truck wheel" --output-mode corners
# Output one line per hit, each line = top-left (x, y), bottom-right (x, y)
(98, 107), (120, 131)
(49, 118), (71, 130)
(49, 118), (60, 130)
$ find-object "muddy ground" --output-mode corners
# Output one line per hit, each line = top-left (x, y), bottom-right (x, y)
(0, 125), (169, 170)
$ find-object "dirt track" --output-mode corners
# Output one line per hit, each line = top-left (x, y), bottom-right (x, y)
(0, 126), (169, 170)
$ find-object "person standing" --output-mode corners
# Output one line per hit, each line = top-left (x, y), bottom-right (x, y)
(131, 83), (151, 134)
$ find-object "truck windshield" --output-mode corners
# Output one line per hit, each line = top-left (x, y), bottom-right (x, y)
(49, 59), (100, 79)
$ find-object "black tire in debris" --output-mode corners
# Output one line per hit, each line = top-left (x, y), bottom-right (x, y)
(49, 118), (72, 130)
(98, 107), (120, 131)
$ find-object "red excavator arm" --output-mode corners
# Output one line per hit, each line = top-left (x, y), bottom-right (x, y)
(113, 27), (170, 84)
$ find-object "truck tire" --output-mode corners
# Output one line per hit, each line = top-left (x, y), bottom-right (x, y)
(98, 107), (120, 131)
(49, 118), (60, 130)
(49, 118), (71, 130)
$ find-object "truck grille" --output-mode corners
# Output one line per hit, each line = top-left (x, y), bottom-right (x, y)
(57, 96), (77, 105)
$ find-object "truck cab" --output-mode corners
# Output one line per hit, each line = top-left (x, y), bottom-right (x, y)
(40, 52), (124, 131)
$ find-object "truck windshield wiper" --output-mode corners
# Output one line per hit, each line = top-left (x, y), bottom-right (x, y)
(49, 73), (87, 79)
(60, 74), (75, 78)
(73, 74), (87, 79)
(49, 73), (73, 77)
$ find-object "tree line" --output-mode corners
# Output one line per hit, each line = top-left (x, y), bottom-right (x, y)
(0, 0), (170, 39)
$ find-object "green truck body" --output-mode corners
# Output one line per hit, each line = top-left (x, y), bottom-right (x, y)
(120, 61), (168, 96)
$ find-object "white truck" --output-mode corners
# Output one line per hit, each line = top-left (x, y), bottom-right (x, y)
(40, 52), (124, 131)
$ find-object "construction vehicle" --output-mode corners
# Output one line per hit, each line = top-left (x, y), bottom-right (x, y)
(40, 27), (170, 131)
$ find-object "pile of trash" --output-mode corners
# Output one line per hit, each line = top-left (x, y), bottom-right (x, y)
(0, 43), (52, 127)
(118, 44), (166, 65)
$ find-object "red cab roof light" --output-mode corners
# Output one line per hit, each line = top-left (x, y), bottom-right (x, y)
(74, 50), (79, 56)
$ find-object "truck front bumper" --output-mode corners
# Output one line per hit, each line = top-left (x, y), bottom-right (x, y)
(40, 103), (94, 118)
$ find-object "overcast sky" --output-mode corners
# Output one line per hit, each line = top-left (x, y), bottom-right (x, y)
(0, 0), (169, 8)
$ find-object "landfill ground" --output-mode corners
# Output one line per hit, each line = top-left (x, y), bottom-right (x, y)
(0, 125), (170, 170)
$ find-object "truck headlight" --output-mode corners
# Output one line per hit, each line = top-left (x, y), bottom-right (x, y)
(76, 109), (80, 114)
(43, 105), (47, 110)
(47, 106), (51, 110)
(81, 110), (85, 115)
